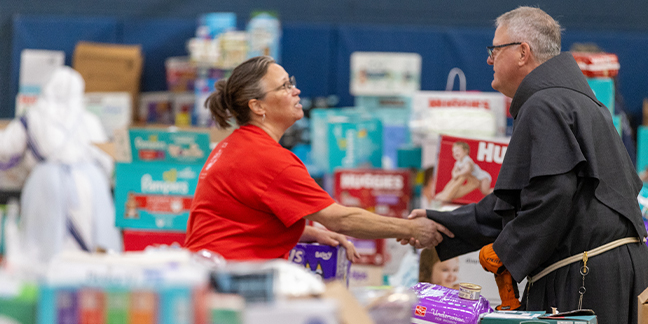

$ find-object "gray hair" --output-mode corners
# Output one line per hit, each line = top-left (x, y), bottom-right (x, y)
(496, 6), (562, 64)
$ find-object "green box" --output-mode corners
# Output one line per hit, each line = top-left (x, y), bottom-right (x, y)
(587, 77), (615, 115)
(481, 311), (597, 324)
(114, 162), (202, 230)
(120, 128), (211, 164)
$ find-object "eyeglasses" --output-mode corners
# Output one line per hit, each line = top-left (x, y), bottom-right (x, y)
(259, 76), (296, 98)
(487, 42), (522, 59)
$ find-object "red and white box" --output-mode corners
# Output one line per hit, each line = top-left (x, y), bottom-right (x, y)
(122, 229), (186, 251)
(433, 134), (509, 205)
(571, 52), (620, 78)
(333, 168), (412, 266)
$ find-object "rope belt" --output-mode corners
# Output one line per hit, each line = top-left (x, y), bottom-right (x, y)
(528, 237), (642, 284)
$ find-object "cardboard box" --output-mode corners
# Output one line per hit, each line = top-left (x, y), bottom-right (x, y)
(114, 127), (210, 164)
(348, 264), (384, 287)
(310, 108), (383, 174)
(322, 281), (374, 324)
(244, 299), (338, 324)
(72, 42), (143, 122)
(640, 286), (648, 324)
(572, 52), (620, 78)
(350, 52), (421, 96)
(411, 91), (508, 139)
(333, 168), (412, 265)
(114, 162), (201, 231)
(122, 229), (186, 251)
(481, 311), (597, 324)
(586, 77), (615, 115)
(289, 243), (350, 285)
(328, 118), (383, 172)
(434, 134), (509, 205)
(84, 92), (132, 139)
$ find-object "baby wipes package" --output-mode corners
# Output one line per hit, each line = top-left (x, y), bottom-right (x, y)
(410, 282), (491, 324)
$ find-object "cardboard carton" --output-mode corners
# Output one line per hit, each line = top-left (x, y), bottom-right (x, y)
(289, 243), (350, 285)
(572, 52), (620, 78)
(433, 134), (509, 205)
(640, 286), (648, 324)
(333, 168), (411, 265)
(122, 229), (186, 251)
(114, 162), (201, 230)
(114, 127), (211, 164)
(73, 42), (143, 122)
(481, 311), (597, 324)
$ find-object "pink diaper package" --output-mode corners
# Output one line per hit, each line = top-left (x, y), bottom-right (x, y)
(410, 283), (492, 324)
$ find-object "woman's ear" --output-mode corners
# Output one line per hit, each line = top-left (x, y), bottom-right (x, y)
(248, 98), (266, 116)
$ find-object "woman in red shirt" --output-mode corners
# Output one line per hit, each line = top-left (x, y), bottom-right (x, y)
(185, 56), (453, 261)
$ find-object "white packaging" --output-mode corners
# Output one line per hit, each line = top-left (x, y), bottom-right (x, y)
(244, 299), (339, 324)
(410, 91), (508, 144)
(350, 52), (421, 96)
(16, 49), (65, 116)
(84, 92), (132, 139)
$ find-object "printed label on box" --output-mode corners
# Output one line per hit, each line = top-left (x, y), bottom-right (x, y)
(115, 163), (201, 230)
(333, 168), (411, 265)
(433, 135), (509, 205)
(289, 243), (350, 284)
(350, 52), (421, 96)
(328, 119), (382, 172)
(122, 128), (211, 164)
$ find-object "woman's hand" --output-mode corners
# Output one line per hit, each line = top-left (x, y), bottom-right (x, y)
(301, 225), (361, 262)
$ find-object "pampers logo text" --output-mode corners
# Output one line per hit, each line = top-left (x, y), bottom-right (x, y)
(134, 137), (167, 150)
(140, 174), (189, 195)
(339, 173), (404, 190)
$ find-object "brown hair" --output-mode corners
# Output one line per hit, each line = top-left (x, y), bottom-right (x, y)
(419, 248), (441, 283)
(205, 56), (276, 128)
(453, 141), (470, 154)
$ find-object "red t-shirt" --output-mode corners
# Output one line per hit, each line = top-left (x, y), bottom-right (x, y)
(185, 125), (334, 260)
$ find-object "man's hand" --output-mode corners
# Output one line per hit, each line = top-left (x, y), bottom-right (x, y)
(396, 209), (454, 248)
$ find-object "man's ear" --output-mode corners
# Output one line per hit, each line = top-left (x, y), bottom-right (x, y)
(518, 42), (532, 66)
(248, 98), (266, 116)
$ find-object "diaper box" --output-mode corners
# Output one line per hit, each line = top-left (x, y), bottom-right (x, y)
(114, 162), (201, 231)
(289, 243), (350, 285)
(114, 127), (210, 164)
(433, 134), (509, 205)
(333, 168), (412, 266)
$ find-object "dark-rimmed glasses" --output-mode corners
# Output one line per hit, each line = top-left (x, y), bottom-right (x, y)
(487, 42), (522, 59)
(259, 76), (296, 98)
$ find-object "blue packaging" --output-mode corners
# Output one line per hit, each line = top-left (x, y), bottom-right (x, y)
(197, 12), (236, 39)
(114, 162), (202, 230)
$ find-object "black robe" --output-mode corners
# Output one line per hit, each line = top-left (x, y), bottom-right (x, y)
(426, 52), (648, 323)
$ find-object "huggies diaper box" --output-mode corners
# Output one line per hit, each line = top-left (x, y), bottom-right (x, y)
(333, 168), (412, 266)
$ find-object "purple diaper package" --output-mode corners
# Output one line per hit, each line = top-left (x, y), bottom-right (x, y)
(410, 283), (492, 324)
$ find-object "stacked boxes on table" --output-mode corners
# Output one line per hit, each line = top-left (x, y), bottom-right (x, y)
(332, 168), (413, 286)
(572, 52), (622, 136)
(114, 127), (211, 251)
(38, 250), (209, 324)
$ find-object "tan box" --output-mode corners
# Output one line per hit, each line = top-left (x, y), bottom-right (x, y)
(640, 286), (648, 324)
(348, 264), (384, 287)
(72, 42), (143, 122)
(0, 119), (11, 130)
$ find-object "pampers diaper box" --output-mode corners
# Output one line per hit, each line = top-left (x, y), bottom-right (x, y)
(114, 163), (201, 231)
(114, 127), (210, 165)
(114, 127), (210, 231)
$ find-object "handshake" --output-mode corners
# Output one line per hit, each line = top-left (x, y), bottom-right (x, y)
(397, 209), (455, 249)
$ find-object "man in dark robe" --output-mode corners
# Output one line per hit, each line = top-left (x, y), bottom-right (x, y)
(404, 6), (648, 323)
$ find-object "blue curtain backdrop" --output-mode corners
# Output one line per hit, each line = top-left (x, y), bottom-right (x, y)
(2, 1), (648, 124)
